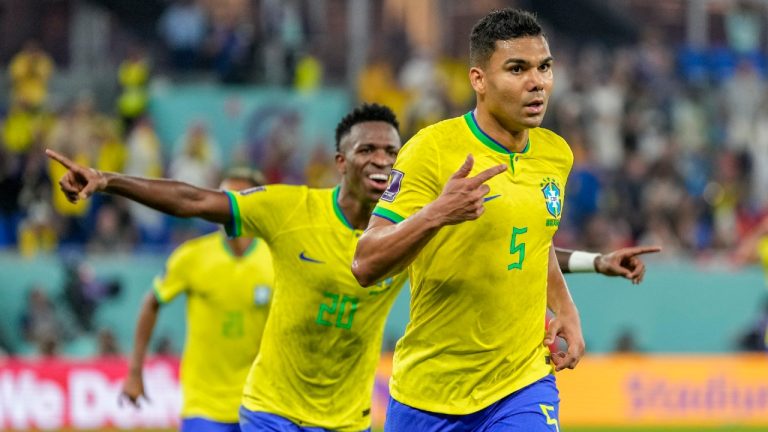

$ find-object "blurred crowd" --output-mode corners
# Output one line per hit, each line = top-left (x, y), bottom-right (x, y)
(3, 1), (768, 260)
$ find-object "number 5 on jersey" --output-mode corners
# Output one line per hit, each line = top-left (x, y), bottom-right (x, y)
(508, 227), (527, 270)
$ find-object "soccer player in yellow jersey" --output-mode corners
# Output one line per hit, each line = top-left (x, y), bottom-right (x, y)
(119, 170), (274, 432)
(353, 8), (587, 431)
(47, 103), (656, 431)
(47, 104), (407, 431)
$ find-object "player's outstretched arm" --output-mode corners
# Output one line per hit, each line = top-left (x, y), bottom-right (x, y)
(45, 149), (231, 224)
(544, 244), (585, 371)
(352, 155), (506, 286)
(556, 246), (661, 285)
(120, 292), (160, 408)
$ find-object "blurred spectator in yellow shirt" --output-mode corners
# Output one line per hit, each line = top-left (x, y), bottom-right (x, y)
(9, 40), (55, 111)
(117, 46), (150, 133)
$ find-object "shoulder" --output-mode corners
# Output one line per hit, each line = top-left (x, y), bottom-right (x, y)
(232, 184), (310, 206)
(400, 115), (466, 158)
(167, 232), (221, 264)
(531, 127), (573, 166)
(179, 231), (222, 251)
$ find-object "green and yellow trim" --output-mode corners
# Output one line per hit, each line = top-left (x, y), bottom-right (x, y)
(463, 111), (530, 173)
(222, 235), (259, 257)
(152, 283), (167, 305)
(372, 206), (405, 224)
(224, 190), (243, 238)
(332, 186), (354, 230)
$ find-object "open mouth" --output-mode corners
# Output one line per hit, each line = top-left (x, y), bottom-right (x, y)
(367, 173), (390, 190)
(525, 100), (545, 114)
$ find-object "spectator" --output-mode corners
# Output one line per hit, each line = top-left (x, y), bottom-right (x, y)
(116, 46), (150, 133)
(19, 287), (72, 353)
(8, 40), (55, 111)
(169, 120), (221, 188)
(86, 202), (136, 253)
(61, 259), (121, 332)
(157, 0), (207, 71)
(124, 116), (166, 244)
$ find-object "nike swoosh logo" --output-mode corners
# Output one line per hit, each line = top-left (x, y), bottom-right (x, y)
(483, 194), (501, 203)
(299, 251), (324, 264)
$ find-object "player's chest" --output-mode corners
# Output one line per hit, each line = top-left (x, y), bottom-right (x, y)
(463, 155), (565, 230)
(188, 260), (273, 308)
(275, 229), (401, 298)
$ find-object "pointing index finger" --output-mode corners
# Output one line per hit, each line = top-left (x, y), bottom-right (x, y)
(470, 164), (507, 186)
(620, 246), (662, 257)
(45, 149), (77, 169)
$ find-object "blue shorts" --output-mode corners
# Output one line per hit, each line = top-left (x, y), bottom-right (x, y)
(181, 417), (241, 432)
(384, 374), (560, 432)
(239, 406), (371, 432)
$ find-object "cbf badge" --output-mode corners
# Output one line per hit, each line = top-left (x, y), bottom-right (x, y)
(253, 285), (271, 306)
(368, 276), (395, 296)
(540, 177), (562, 219)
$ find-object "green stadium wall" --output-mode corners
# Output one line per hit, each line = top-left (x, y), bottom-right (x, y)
(1, 253), (765, 356)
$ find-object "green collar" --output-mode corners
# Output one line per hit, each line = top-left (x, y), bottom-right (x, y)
(221, 235), (258, 258)
(463, 111), (530, 154)
(332, 185), (354, 230)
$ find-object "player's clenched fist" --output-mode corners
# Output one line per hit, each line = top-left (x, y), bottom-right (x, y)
(45, 148), (107, 203)
(425, 154), (506, 226)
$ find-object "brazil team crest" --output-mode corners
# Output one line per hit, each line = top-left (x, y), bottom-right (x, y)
(540, 177), (562, 218)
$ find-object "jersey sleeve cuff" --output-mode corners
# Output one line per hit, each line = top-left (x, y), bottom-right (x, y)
(224, 190), (243, 238)
(152, 279), (168, 305)
(372, 206), (405, 224)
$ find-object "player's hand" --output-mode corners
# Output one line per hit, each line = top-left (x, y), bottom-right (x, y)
(119, 372), (149, 408)
(426, 154), (506, 226)
(594, 246), (661, 284)
(544, 311), (585, 372)
(45, 148), (107, 203)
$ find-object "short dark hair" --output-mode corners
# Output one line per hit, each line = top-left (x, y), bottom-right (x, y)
(470, 8), (544, 67)
(222, 166), (266, 187)
(334, 103), (399, 152)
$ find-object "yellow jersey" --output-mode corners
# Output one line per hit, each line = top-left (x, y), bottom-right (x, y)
(226, 185), (408, 431)
(153, 231), (274, 422)
(372, 112), (573, 414)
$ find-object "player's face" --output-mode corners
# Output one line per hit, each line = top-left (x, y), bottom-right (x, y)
(472, 35), (554, 132)
(336, 121), (401, 203)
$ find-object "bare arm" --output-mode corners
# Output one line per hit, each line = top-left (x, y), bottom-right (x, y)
(543, 244), (585, 371)
(120, 292), (160, 407)
(352, 155), (506, 286)
(556, 246), (662, 284)
(46, 149), (231, 224)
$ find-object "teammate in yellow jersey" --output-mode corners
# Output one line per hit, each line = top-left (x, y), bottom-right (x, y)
(119, 170), (274, 432)
(47, 104), (405, 431)
(354, 8), (596, 431)
(47, 103), (656, 431)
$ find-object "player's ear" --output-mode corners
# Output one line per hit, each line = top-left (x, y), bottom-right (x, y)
(469, 66), (485, 94)
(335, 152), (346, 175)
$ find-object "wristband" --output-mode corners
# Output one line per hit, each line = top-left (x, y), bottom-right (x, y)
(568, 251), (599, 273)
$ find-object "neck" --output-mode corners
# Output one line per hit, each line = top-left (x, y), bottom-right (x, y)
(474, 107), (529, 152)
(226, 236), (253, 257)
(337, 184), (375, 230)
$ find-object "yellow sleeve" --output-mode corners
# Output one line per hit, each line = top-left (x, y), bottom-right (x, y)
(372, 130), (441, 223)
(153, 242), (194, 304)
(224, 185), (305, 241)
